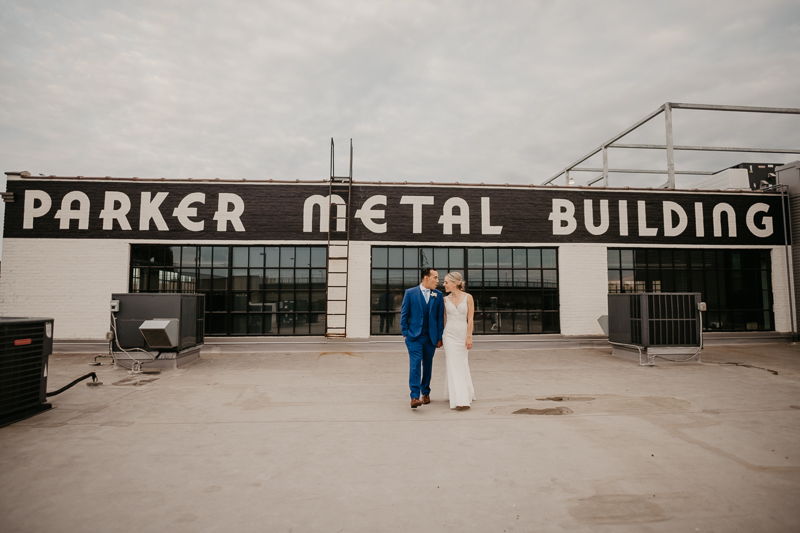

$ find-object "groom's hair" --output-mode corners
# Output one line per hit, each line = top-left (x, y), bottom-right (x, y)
(421, 267), (436, 280)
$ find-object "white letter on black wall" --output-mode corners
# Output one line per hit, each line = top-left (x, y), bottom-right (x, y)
(662, 201), (687, 237)
(584, 199), (609, 235)
(23, 190), (52, 229)
(746, 203), (773, 238)
(637, 201), (658, 236)
(140, 192), (169, 231)
(213, 193), (245, 232)
(618, 200), (629, 236)
(438, 198), (470, 235)
(548, 199), (577, 235)
(99, 191), (132, 230)
(303, 194), (345, 232)
(354, 195), (387, 233)
(399, 196), (434, 233)
(694, 202), (705, 237)
(481, 197), (503, 235)
(173, 192), (206, 232)
(712, 203), (737, 237)
(54, 191), (90, 230)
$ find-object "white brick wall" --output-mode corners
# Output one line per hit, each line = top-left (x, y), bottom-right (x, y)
(0, 238), (792, 340)
(346, 241), (372, 338)
(771, 246), (795, 333)
(558, 244), (608, 336)
(0, 238), (129, 339)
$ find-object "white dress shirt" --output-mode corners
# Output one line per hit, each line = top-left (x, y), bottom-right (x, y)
(419, 283), (430, 304)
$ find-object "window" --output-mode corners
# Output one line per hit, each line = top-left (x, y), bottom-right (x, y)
(371, 247), (559, 335)
(607, 248), (773, 332)
(130, 244), (327, 336)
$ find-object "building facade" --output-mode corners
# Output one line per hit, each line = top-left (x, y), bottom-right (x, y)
(0, 172), (795, 342)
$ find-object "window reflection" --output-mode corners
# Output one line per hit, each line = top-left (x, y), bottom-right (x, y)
(129, 244), (327, 336)
(607, 248), (773, 332)
(370, 246), (559, 335)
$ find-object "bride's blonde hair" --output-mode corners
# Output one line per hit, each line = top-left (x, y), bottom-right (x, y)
(445, 272), (465, 291)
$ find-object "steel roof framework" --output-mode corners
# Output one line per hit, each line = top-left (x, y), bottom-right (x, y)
(542, 103), (800, 188)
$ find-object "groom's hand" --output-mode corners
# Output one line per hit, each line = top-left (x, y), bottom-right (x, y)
(436, 341), (443, 348)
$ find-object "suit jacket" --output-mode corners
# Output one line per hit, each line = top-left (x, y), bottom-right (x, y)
(400, 286), (444, 344)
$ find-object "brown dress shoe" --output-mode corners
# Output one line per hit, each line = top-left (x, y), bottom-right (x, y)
(410, 397), (423, 408)
(421, 395), (431, 404)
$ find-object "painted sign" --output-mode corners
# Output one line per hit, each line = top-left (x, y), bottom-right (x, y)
(2, 179), (789, 245)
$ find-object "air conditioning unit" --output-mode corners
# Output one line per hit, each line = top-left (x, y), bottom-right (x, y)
(139, 319), (180, 349)
(0, 317), (54, 427)
(110, 294), (204, 369)
(608, 293), (703, 365)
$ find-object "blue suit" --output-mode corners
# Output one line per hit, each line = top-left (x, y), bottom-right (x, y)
(401, 286), (444, 399)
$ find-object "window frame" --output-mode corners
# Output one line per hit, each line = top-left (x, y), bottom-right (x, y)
(370, 246), (560, 335)
(129, 244), (327, 336)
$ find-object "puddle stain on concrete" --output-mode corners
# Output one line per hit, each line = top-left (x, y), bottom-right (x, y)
(112, 377), (159, 386)
(100, 421), (134, 427)
(223, 390), (272, 411)
(513, 407), (573, 415)
(537, 396), (595, 402)
(318, 351), (362, 359)
(492, 394), (691, 417)
(570, 494), (668, 524)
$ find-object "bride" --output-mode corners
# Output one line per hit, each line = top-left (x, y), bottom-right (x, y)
(442, 272), (476, 410)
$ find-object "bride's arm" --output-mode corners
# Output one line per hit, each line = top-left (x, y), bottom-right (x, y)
(466, 294), (474, 350)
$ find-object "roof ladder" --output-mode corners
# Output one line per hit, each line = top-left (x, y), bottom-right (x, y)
(325, 138), (353, 338)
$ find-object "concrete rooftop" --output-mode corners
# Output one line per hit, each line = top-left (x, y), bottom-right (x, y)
(1, 341), (799, 532)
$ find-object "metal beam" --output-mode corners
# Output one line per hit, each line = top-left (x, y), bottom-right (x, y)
(572, 167), (716, 175)
(670, 103), (800, 114)
(541, 102), (800, 186)
(542, 104), (666, 185)
(608, 143), (800, 154)
(587, 174), (605, 186)
(665, 102), (675, 188)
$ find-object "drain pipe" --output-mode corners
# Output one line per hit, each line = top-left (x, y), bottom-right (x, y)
(609, 341), (654, 367)
(781, 184), (797, 342)
(765, 183), (796, 341)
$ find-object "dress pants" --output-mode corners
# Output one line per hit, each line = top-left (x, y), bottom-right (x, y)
(406, 335), (435, 399)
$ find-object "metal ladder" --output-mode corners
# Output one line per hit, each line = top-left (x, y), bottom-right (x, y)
(325, 139), (352, 338)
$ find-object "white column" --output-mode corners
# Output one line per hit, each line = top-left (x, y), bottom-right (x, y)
(557, 244), (609, 336)
(771, 246), (795, 333)
(345, 241), (372, 338)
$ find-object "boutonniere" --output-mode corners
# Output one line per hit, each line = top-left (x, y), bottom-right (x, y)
(431, 292), (438, 298)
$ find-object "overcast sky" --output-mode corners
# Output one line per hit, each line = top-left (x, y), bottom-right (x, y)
(1, 0), (799, 190)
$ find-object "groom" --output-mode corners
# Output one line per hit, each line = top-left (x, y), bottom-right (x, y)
(401, 268), (444, 409)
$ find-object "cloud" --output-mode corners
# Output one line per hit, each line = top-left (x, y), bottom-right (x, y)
(0, 0), (798, 188)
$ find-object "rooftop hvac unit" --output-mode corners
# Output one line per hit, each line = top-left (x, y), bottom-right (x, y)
(110, 294), (204, 369)
(0, 317), (54, 427)
(608, 293), (704, 366)
(139, 319), (180, 349)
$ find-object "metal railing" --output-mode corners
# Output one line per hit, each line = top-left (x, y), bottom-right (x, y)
(543, 103), (800, 188)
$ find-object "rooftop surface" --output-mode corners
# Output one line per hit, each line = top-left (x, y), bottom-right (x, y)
(1, 342), (799, 532)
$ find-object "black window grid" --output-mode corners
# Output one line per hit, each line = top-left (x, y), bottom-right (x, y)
(371, 246), (560, 335)
(129, 245), (327, 336)
(607, 248), (774, 332)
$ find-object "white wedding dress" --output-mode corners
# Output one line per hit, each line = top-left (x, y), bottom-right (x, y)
(443, 296), (476, 409)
